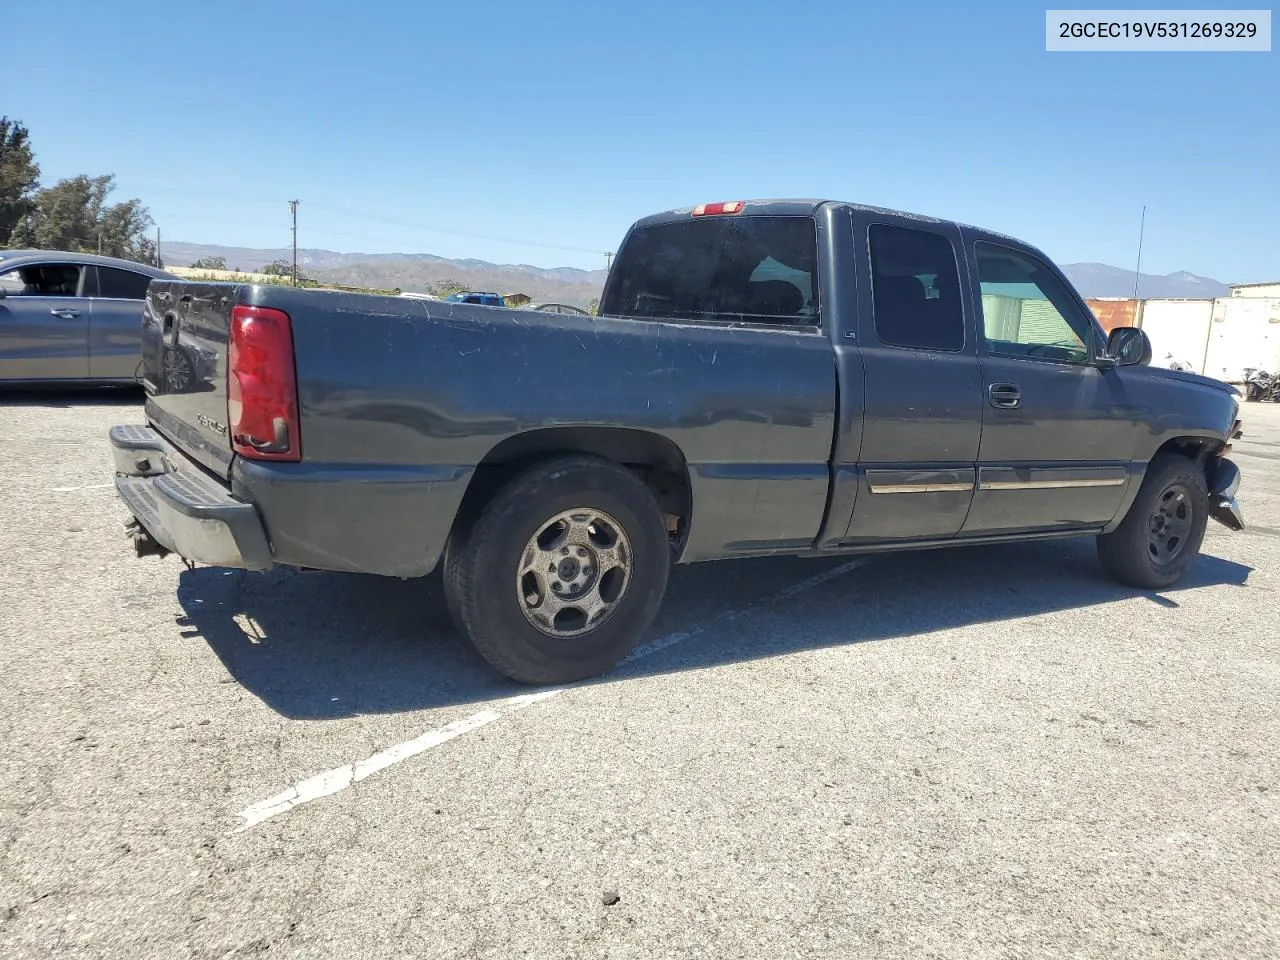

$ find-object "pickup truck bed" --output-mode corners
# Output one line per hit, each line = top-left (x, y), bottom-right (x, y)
(109, 198), (1245, 684)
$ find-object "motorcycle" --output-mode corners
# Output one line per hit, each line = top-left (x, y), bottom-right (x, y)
(1243, 367), (1278, 402)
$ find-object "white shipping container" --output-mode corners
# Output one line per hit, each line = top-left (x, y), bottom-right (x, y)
(1202, 298), (1280, 383)
(1231, 283), (1280, 299)
(1138, 300), (1214, 373)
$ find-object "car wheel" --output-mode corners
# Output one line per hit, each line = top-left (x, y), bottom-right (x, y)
(443, 455), (670, 685)
(1096, 454), (1208, 590)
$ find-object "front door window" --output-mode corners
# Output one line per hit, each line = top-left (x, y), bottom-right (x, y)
(975, 243), (1095, 364)
(0, 263), (85, 297)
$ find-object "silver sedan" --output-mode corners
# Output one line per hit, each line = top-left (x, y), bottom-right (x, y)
(521, 302), (591, 316)
(0, 249), (175, 383)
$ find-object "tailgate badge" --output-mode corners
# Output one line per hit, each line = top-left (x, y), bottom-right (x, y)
(198, 414), (228, 436)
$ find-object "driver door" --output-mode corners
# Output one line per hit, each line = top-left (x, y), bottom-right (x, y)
(960, 235), (1139, 536)
(0, 262), (90, 380)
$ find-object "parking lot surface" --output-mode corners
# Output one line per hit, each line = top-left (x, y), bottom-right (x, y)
(1, 390), (1277, 959)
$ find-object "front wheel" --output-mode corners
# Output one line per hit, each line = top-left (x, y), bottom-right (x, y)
(443, 456), (671, 685)
(1096, 454), (1208, 590)
(1245, 382), (1262, 402)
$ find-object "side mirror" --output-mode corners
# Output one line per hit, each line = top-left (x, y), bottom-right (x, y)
(0, 286), (7, 300)
(1104, 326), (1151, 367)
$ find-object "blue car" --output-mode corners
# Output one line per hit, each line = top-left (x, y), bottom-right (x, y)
(442, 291), (506, 307)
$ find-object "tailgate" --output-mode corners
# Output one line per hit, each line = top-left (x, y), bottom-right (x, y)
(141, 281), (235, 479)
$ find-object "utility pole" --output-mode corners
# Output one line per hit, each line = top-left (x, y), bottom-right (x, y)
(289, 199), (300, 286)
(156, 226), (162, 268)
(1132, 205), (1146, 299)
(605, 251), (613, 271)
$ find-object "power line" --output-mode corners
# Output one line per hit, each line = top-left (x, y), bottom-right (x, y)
(289, 200), (299, 286)
(304, 200), (608, 256)
(137, 187), (285, 205)
(161, 213), (614, 275)
(167, 216), (556, 256)
(142, 188), (610, 256)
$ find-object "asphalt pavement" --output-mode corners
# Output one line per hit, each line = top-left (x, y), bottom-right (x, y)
(1, 388), (1276, 959)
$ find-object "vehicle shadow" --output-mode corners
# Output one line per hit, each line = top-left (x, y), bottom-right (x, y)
(174, 536), (1252, 720)
(0, 385), (144, 407)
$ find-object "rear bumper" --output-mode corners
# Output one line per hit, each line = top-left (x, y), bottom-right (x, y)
(111, 424), (474, 577)
(110, 425), (273, 570)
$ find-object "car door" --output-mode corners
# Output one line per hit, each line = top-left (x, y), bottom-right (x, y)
(0, 262), (90, 380)
(841, 213), (983, 543)
(87, 265), (153, 379)
(960, 235), (1138, 536)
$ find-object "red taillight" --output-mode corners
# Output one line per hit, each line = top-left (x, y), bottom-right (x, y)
(692, 201), (745, 217)
(228, 305), (300, 462)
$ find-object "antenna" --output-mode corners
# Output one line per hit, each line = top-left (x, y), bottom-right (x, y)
(1132, 205), (1146, 299)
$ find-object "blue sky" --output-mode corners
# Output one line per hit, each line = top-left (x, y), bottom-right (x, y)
(8, 1), (1277, 280)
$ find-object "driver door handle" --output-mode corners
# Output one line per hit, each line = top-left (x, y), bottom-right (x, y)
(989, 383), (1021, 409)
(50, 308), (81, 319)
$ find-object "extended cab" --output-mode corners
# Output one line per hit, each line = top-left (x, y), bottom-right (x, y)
(108, 200), (1245, 684)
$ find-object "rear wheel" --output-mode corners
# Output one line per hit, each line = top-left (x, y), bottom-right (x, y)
(443, 456), (670, 685)
(1096, 454), (1208, 589)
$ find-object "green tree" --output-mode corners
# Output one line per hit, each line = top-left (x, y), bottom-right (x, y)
(260, 259), (313, 284)
(0, 117), (40, 246)
(10, 174), (157, 264)
(191, 256), (227, 270)
(429, 278), (467, 297)
(588, 298), (600, 316)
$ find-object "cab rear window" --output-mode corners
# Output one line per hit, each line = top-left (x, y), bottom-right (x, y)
(601, 216), (819, 327)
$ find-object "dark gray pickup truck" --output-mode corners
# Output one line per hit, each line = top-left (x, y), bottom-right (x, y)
(109, 199), (1245, 684)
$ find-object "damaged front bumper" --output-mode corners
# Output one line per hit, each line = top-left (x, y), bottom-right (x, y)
(109, 424), (274, 570)
(1205, 454), (1244, 532)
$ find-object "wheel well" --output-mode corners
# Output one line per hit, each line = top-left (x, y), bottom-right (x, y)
(1153, 435), (1223, 470)
(456, 427), (692, 548)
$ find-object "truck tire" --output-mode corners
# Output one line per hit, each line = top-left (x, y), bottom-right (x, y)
(1096, 454), (1208, 590)
(443, 455), (671, 685)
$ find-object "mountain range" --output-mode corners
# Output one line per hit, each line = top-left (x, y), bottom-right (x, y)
(160, 242), (608, 308)
(1058, 262), (1230, 299)
(160, 242), (1233, 306)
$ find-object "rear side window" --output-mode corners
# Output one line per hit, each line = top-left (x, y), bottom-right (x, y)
(601, 215), (819, 326)
(868, 224), (964, 351)
(96, 266), (152, 300)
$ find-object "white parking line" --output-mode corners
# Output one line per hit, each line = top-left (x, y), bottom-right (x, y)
(234, 692), (561, 832)
(231, 557), (871, 833)
(52, 483), (115, 493)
